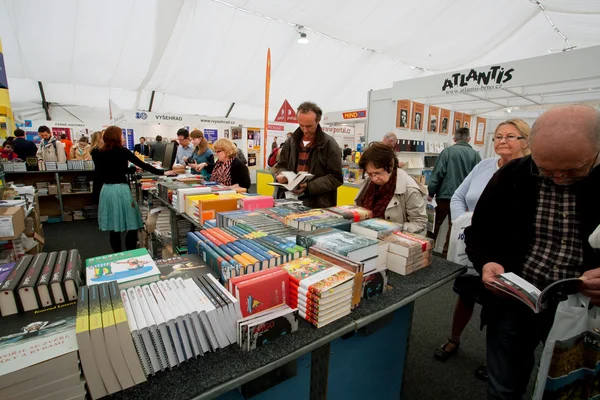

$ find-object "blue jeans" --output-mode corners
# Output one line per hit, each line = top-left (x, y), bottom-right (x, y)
(485, 299), (556, 400)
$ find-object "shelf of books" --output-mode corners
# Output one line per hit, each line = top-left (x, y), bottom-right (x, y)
(0, 178), (466, 399)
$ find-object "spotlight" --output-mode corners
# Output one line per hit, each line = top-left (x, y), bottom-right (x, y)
(297, 32), (309, 44)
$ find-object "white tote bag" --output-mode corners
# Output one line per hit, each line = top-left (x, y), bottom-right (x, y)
(447, 212), (474, 271)
(533, 294), (600, 400)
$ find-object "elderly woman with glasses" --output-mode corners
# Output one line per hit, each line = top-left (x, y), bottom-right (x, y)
(434, 119), (531, 380)
(211, 138), (251, 189)
(355, 142), (427, 233)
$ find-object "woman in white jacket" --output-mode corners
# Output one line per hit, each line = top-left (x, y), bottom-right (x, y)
(355, 142), (427, 233)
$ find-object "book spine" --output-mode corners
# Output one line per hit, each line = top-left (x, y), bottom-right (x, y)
(50, 250), (68, 285)
(0, 254), (33, 292)
(64, 249), (82, 286)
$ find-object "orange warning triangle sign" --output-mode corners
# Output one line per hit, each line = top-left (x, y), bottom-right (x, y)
(274, 100), (297, 123)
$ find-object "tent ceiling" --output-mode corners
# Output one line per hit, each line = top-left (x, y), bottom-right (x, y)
(2, 0), (600, 122)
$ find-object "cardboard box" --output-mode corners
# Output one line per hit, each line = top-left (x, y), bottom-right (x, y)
(48, 185), (58, 195)
(63, 211), (73, 222)
(0, 206), (26, 240)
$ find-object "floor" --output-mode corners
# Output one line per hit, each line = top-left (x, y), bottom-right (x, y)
(43, 220), (542, 399)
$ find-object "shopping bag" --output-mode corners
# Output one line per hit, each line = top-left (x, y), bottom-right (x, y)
(447, 212), (473, 272)
(426, 198), (437, 233)
(533, 294), (600, 400)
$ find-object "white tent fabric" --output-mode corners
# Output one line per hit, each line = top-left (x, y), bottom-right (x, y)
(2, 0), (600, 122)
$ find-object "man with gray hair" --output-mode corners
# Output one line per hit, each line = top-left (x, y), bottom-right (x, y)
(382, 132), (397, 149)
(465, 105), (600, 399)
(427, 127), (481, 256)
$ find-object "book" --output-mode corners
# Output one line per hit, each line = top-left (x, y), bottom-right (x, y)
(0, 300), (78, 378)
(36, 253), (57, 308)
(17, 253), (47, 311)
(63, 249), (82, 301)
(0, 262), (16, 286)
(362, 268), (388, 299)
(247, 305), (299, 351)
(156, 254), (211, 281)
(120, 288), (152, 376)
(326, 205), (373, 222)
(75, 286), (107, 400)
(382, 231), (434, 257)
(149, 282), (185, 363)
(183, 279), (219, 352)
(196, 276), (237, 344)
(386, 250), (432, 274)
(268, 171), (314, 191)
(50, 251), (68, 305)
(232, 268), (289, 318)
(296, 228), (378, 262)
(167, 279), (202, 357)
(157, 280), (194, 359)
(190, 278), (230, 349)
(489, 273), (583, 313)
(86, 248), (161, 289)
(135, 285), (169, 370)
(351, 218), (403, 239)
(0, 255), (34, 316)
(88, 284), (121, 394)
(0, 352), (77, 391)
(141, 284), (178, 367)
(172, 278), (208, 355)
(126, 287), (161, 374)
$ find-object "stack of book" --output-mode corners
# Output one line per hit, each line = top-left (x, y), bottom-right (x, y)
(217, 210), (301, 241)
(0, 300), (84, 400)
(85, 248), (161, 290)
(238, 195), (274, 211)
(281, 255), (355, 328)
(185, 193), (241, 224)
(187, 225), (306, 280)
(57, 162), (68, 171)
(155, 254), (211, 281)
(381, 231), (434, 275)
(236, 304), (298, 351)
(297, 228), (379, 273)
(350, 218), (403, 239)
(121, 275), (241, 372)
(255, 203), (312, 223)
(76, 283), (146, 398)
(283, 208), (353, 232)
(0, 250), (83, 317)
(325, 205), (373, 222)
(172, 186), (212, 213)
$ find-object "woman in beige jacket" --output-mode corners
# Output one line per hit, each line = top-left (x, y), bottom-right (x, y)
(70, 136), (92, 160)
(355, 142), (427, 233)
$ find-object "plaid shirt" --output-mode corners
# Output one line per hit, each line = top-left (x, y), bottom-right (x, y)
(521, 179), (585, 290)
(296, 140), (314, 173)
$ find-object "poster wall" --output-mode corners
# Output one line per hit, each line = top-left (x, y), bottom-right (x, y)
(411, 102), (425, 131)
(453, 112), (463, 135)
(440, 109), (451, 135)
(475, 117), (486, 145)
(428, 106), (439, 133)
(463, 113), (472, 130)
(396, 100), (411, 129)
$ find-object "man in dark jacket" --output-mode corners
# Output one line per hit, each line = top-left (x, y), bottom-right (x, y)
(12, 128), (38, 160)
(427, 127), (481, 256)
(149, 135), (166, 162)
(134, 137), (150, 156)
(271, 101), (343, 208)
(465, 105), (600, 399)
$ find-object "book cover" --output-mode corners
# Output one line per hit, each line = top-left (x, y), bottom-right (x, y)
(0, 299), (78, 378)
(63, 250), (82, 301)
(362, 270), (387, 299)
(36, 252), (57, 308)
(17, 253), (47, 312)
(156, 254), (211, 281)
(85, 248), (160, 289)
(248, 307), (299, 351)
(351, 218), (403, 239)
(296, 228), (378, 261)
(0, 255), (34, 316)
(234, 269), (289, 318)
(326, 205), (373, 222)
(280, 255), (338, 286)
(50, 251), (68, 305)
(0, 262), (16, 286)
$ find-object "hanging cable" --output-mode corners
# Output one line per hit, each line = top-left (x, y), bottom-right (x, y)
(529, 0), (576, 52)
(210, 0), (432, 73)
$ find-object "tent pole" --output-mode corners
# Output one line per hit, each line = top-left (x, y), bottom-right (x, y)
(148, 90), (155, 112)
(225, 102), (235, 118)
(38, 81), (51, 121)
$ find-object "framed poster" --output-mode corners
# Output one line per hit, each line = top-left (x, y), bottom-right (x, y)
(428, 106), (440, 133)
(411, 102), (424, 131)
(204, 128), (218, 144)
(475, 117), (486, 145)
(396, 100), (411, 129)
(463, 113), (472, 130)
(224, 129), (230, 139)
(51, 127), (70, 140)
(232, 126), (242, 140)
(453, 112), (463, 135)
(439, 109), (451, 135)
(247, 128), (261, 149)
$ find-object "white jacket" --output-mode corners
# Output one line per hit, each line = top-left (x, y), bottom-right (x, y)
(37, 138), (66, 163)
(356, 168), (428, 234)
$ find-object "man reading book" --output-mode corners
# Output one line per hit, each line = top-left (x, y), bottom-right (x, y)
(465, 105), (600, 400)
(271, 101), (343, 208)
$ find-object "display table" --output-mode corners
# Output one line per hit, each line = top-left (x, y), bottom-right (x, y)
(106, 257), (464, 400)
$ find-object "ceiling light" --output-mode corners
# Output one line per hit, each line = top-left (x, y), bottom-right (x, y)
(506, 107), (512, 113)
(297, 32), (309, 44)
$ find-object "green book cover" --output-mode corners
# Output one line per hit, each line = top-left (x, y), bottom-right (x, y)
(85, 248), (160, 287)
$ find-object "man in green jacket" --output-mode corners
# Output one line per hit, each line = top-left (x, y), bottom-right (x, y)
(271, 101), (343, 208)
(427, 127), (481, 257)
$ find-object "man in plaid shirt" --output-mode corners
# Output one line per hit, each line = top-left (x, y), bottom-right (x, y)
(465, 105), (600, 399)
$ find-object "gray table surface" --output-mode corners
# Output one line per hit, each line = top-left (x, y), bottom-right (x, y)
(105, 257), (464, 400)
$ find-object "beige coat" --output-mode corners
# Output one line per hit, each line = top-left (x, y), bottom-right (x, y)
(70, 144), (92, 160)
(37, 138), (66, 163)
(356, 168), (428, 234)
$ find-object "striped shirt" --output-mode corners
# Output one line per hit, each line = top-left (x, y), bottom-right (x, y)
(296, 140), (314, 172)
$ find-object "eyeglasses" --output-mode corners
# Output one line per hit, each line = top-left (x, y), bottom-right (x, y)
(214, 149), (223, 153)
(492, 135), (525, 142)
(365, 170), (387, 179)
(534, 151), (599, 181)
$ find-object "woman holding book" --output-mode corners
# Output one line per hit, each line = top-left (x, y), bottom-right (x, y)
(186, 130), (215, 179)
(92, 126), (176, 252)
(355, 142), (427, 233)
(211, 138), (251, 190)
(70, 136), (92, 160)
(434, 119), (531, 381)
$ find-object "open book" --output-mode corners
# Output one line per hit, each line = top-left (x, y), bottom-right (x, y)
(269, 171), (314, 191)
(490, 272), (582, 313)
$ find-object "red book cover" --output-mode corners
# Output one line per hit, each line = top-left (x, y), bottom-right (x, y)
(208, 228), (234, 244)
(211, 228), (237, 243)
(201, 229), (224, 247)
(235, 269), (289, 317)
(228, 267), (281, 293)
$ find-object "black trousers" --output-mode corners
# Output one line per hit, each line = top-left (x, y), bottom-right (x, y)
(485, 299), (557, 399)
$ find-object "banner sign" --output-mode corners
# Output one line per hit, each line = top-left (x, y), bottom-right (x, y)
(321, 126), (355, 137)
(274, 99), (297, 123)
(204, 128), (218, 144)
(267, 124), (284, 131)
(342, 110), (366, 119)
